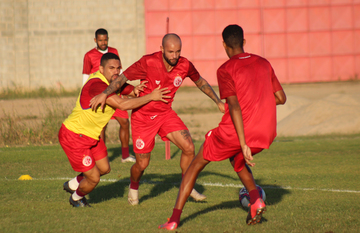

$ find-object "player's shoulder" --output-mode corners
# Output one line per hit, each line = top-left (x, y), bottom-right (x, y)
(84, 48), (97, 55)
(249, 53), (269, 63)
(108, 47), (119, 54)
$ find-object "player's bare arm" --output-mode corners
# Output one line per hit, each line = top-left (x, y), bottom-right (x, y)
(106, 86), (171, 111)
(89, 73), (129, 111)
(274, 89), (287, 105)
(126, 81), (148, 98)
(227, 95), (254, 167)
(194, 77), (225, 113)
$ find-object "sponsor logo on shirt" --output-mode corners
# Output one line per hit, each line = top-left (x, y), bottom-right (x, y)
(155, 80), (161, 85)
(173, 75), (182, 87)
(150, 115), (158, 120)
(82, 155), (92, 167)
(136, 138), (145, 150)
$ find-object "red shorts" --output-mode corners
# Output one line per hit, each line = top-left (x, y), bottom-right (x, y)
(131, 109), (188, 153)
(203, 128), (263, 173)
(111, 109), (129, 119)
(58, 124), (108, 172)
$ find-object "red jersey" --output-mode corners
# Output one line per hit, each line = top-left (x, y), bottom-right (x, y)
(123, 51), (200, 115)
(82, 47), (119, 74)
(216, 53), (283, 149)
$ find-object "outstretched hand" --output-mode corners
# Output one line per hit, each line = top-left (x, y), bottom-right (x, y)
(133, 81), (148, 97)
(89, 93), (107, 112)
(151, 85), (171, 103)
(242, 144), (254, 167)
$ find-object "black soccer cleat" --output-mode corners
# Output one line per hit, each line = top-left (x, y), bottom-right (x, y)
(63, 181), (75, 194)
(69, 196), (91, 207)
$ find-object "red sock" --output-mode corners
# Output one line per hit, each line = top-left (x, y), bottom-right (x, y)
(169, 208), (182, 224)
(249, 189), (261, 205)
(130, 179), (139, 190)
(76, 174), (84, 183)
(122, 147), (129, 159)
(76, 188), (86, 197)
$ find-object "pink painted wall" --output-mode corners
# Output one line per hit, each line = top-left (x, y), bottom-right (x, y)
(145, 0), (360, 85)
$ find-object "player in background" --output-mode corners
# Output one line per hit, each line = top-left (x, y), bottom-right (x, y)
(83, 28), (135, 163)
(158, 24), (287, 230)
(60, 53), (171, 207)
(89, 33), (225, 205)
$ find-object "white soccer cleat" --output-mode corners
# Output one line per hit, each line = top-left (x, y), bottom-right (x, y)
(190, 188), (207, 201)
(128, 188), (139, 206)
(121, 155), (136, 163)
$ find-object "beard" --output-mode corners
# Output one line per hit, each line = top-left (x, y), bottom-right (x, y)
(163, 53), (179, 66)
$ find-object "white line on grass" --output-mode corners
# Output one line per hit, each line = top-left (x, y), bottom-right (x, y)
(8, 177), (360, 194)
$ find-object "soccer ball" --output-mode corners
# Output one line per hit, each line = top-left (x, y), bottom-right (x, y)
(239, 185), (266, 209)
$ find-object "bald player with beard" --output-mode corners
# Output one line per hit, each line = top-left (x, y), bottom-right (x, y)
(89, 33), (225, 206)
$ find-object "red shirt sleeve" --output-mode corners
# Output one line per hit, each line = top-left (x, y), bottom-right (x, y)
(82, 53), (92, 75)
(217, 67), (237, 99)
(271, 68), (283, 93)
(119, 83), (134, 95)
(80, 79), (115, 109)
(187, 61), (201, 82)
(123, 56), (147, 81)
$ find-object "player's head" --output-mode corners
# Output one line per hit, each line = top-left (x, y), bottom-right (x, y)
(99, 53), (122, 83)
(222, 24), (245, 58)
(94, 28), (109, 51)
(161, 33), (182, 67)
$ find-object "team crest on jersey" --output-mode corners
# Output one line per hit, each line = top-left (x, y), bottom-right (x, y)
(155, 80), (161, 85)
(82, 155), (92, 167)
(173, 75), (183, 87)
(136, 138), (145, 150)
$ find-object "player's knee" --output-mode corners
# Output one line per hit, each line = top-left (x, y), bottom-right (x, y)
(182, 141), (195, 155)
(100, 166), (111, 176)
(87, 175), (101, 187)
(119, 118), (129, 128)
(137, 160), (149, 171)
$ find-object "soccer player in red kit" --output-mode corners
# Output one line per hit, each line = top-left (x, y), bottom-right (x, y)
(159, 24), (287, 230)
(89, 33), (225, 205)
(83, 28), (135, 163)
(60, 53), (170, 207)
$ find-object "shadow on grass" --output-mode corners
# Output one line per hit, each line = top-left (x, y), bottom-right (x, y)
(179, 183), (290, 227)
(88, 170), (237, 204)
(107, 144), (135, 162)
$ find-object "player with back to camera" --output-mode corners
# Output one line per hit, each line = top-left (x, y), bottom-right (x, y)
(59, 53), (171, 207)
(89, 33), (225, 205)
(158, 24), (287, 230)
(83, 28), (135, 163)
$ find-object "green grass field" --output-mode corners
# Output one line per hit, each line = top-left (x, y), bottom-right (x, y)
(0, 134), (359, 233)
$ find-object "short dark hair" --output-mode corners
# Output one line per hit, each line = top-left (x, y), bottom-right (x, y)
(222, 24), (244, 49)
(100, 53), (120, 67)
(95, 28), (108, 38)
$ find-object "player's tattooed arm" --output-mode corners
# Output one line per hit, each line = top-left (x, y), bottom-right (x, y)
(89, 73), (129, 112)
(194, 77), (225, 113)
(103, 73), (129, 95)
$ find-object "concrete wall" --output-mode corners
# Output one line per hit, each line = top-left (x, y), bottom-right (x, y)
(0, 0), (145, 90)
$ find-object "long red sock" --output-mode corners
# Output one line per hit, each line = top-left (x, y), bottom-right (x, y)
(122, 147), (129, 159)
(130, 179), (139, 190)
(169, 208), (182, 224)
(249, 189), (261, 205)
(76, 174), (84, 183)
